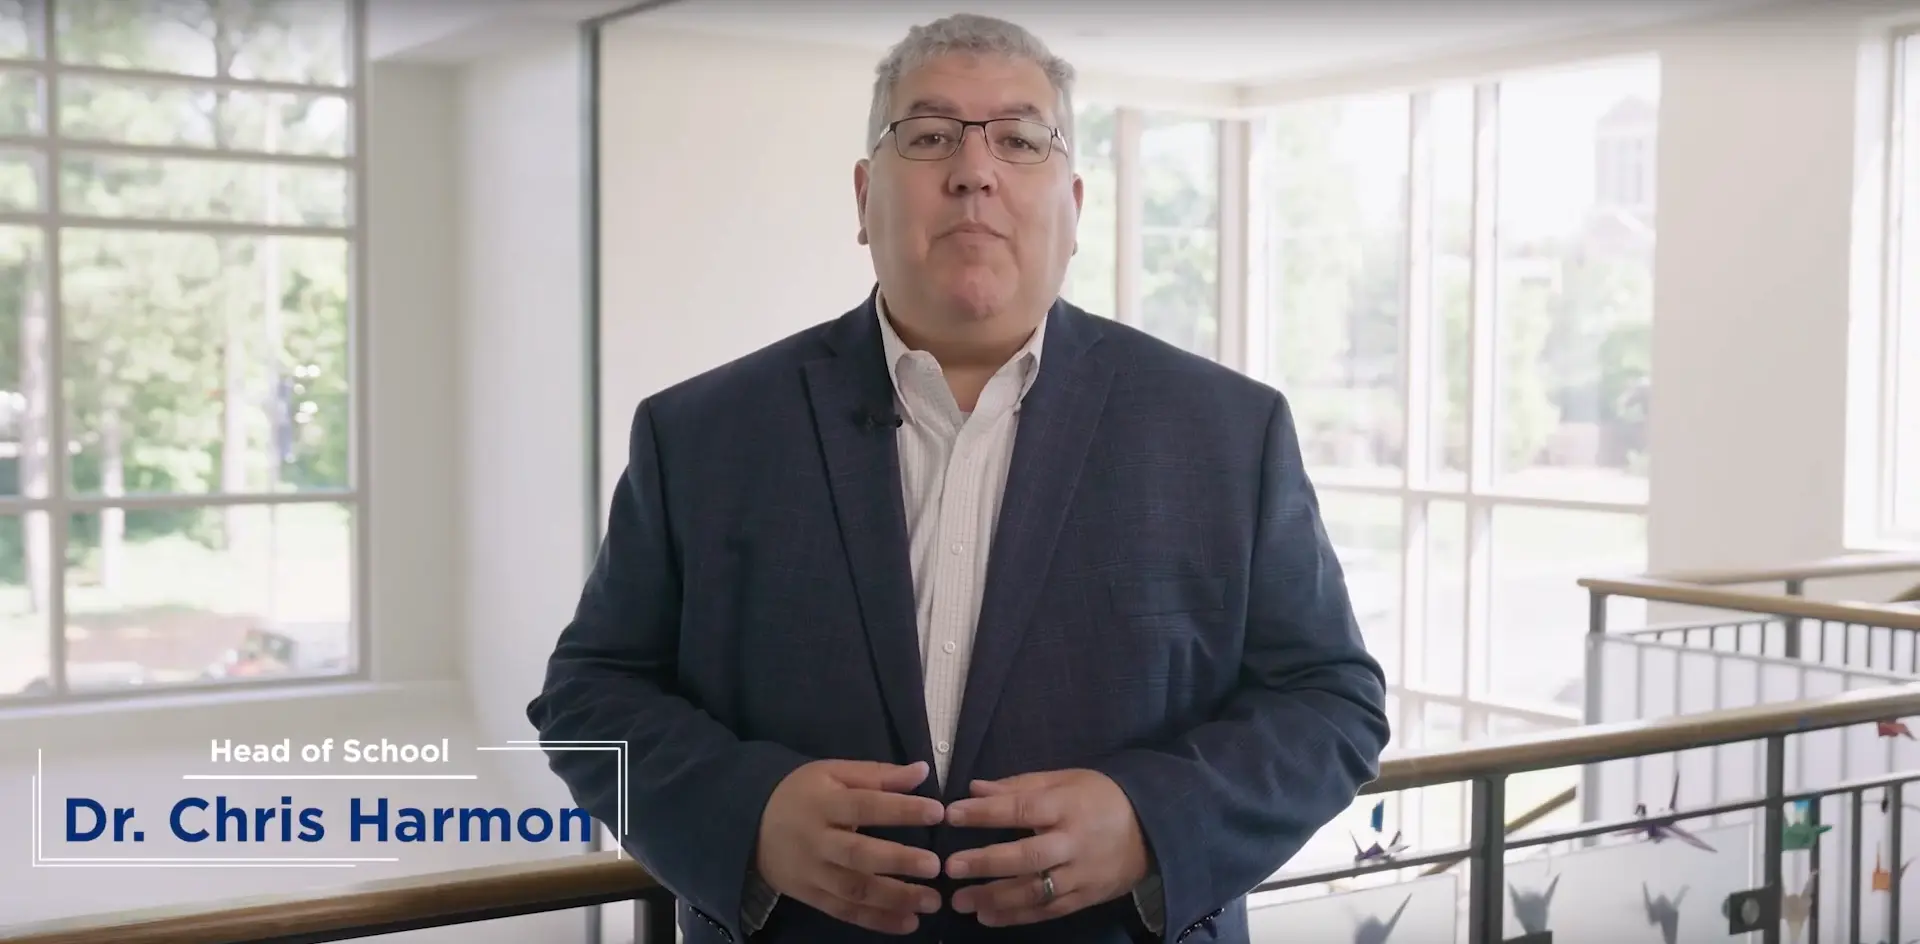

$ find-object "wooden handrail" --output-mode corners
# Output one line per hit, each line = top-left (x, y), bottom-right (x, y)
(0, 851), (656, 944)
(14, 683), (1920, 944)
(1577, 574), (1920, 631)
(1647, 551), (1920, 587)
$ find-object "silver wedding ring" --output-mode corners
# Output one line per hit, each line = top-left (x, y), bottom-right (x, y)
(1038, 869), (1056, 904)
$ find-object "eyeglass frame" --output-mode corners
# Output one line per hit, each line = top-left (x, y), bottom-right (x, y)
(873, 115), (1069, 165)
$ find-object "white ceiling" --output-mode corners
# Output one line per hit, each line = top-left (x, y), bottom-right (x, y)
(624, 0), (1790, 85)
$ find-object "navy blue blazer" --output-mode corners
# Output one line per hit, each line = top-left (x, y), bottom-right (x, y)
(527, 294), (1390, 944)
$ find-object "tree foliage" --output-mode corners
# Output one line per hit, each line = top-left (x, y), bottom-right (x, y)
(0, 0), (352, 584)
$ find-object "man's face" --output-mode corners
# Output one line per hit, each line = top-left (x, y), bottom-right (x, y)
(855, 53), (1083, 328)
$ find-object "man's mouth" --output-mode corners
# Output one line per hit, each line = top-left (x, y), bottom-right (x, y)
(944, 222), (1003, 238)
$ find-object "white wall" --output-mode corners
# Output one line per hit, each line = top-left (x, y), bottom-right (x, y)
(456, 31), (595, 809)
(596, 23), (879, 498)
(366, 64), (465, 685)
(1644, 7), (1877, 576)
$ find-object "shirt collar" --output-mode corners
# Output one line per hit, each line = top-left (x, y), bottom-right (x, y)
(875, 293), (1046, 406)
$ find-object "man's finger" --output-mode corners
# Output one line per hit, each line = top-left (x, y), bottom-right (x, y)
(827, 759), (932, 792)
(976, 897), (1080, 929)
(821, 828), (943, 879)
(960, 869), (1081, 928)
(802, 864), (940, 935)
(825, 788), (946, 830)
(967, 771), (1061, 796)
(946, 786), (1066, 830)
(945, 832), (1073, 880)
(811, 862), (942, 915)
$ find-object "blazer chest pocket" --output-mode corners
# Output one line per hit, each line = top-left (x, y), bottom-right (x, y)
(1107, 574), (1227, 619)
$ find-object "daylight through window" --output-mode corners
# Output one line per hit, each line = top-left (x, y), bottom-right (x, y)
(0, 0), (363, 701)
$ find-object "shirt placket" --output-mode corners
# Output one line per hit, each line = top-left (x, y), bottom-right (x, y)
(925, 418), (983, 787)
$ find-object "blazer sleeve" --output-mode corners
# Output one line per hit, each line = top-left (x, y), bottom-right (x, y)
(526, 398), (811, 942)
(1092, 391), (1391, 944)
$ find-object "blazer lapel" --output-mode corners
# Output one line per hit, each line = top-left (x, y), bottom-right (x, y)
(945, 304), (1113, 798)
(801, 300), (938, 776)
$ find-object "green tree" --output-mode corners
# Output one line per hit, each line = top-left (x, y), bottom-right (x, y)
(0, 0), (351, 602)
(1138, 113), (1219, 356)
(1063, 103), (1116, 317)
(1263, 100), (1404, 467)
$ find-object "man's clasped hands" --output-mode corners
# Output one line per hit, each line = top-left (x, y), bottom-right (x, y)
(755, 759), (1152, 934)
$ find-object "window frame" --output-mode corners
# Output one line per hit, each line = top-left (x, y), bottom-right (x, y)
(1074, 62), (1660, 742)
(1864, 27), (1920, 549)
(0, 0), (371, 708)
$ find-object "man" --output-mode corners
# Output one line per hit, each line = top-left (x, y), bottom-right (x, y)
(527, 13), (1389, 944)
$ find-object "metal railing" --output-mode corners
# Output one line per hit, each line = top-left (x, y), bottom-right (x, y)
(13, 684), (1920, 944)
(1578, 559), (1920, 834)
(1248, 684), (1920, 944)
(1597, 552), (1920, 673)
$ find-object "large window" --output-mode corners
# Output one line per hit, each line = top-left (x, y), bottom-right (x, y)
(1877, 33), (1920, 544)
(0, 0), (363, 701)
(1062, 101), (1221, 357)
(1137, 111), (1219, 357)
(1254, 57), (1657, 728)
(1063, 100), (1116, 317)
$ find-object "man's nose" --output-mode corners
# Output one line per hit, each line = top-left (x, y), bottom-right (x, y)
(945, 126), (999, 194)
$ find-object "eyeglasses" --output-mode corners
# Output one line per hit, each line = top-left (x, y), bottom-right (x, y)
(877, 116), (1065, 165)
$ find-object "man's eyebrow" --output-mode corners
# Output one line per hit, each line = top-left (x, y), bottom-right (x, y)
(902, 97), (960, 118)
(900, 98), (1050, 122)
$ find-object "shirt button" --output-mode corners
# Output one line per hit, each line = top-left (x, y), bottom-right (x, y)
(950, 542), (964, 554)
(936, 741), (950, 754)
(942, 640), (957, 654)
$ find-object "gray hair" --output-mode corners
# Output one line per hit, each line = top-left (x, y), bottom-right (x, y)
(867, 13), (1076, 164)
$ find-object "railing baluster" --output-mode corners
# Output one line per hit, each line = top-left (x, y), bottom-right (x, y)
(1466, 774), (1507, 944)
(1808, 798), (1823, 944)
(637, 891), (675, 944)
(1785, 578), (1804, 661)
(1893, 782), (1905, 944)
(1712, 653), (1725, 825)
(1764, 734), (1786, 944)
(1583, 590), (1607, 831)
(1853, 788), (1866, 944)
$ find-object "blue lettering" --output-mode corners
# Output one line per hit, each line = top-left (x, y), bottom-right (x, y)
(65, 798), (104, 841)
(350, 797), (387, 842)
(297, 807), (325, 842)
(171, 797), (209, 842)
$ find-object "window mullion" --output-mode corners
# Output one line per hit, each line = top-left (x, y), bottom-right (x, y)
(1463, 81), (1500, 701)
(38, 0), (70, 698)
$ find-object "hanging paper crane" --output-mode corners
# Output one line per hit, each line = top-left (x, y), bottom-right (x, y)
(1784, 870), (1817, 944)
(1351, 799), (1408, 864)
(1508, 874), (1560, 936)
(1619, 772), (1717, 852)
(1781, 799), (1832, 851)
(1872, 845), (1914, 892)
(1642, 882), (1689, 944)
(1349, 894), (1412, 944)
(1878, 718), (1916, 740)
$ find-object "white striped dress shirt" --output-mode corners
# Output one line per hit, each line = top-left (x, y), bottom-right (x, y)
(875, 296), (1043, 789)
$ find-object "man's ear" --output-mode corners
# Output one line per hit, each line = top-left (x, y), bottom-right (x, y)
(854, 159), (871, 246)
(1070, 173), (1085, 256)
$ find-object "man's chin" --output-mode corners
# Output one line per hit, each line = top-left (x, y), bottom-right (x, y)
(936, 275), (1019, 321)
